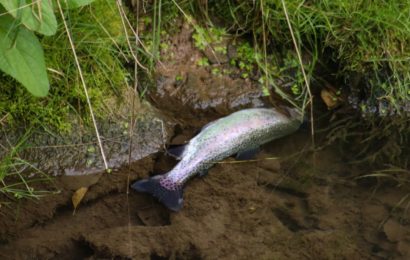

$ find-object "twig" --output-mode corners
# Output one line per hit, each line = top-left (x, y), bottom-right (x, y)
(122, 0), (139, 256)
(215, 157), (279, 164)
(56, 0), (109, 171)
(0, 113), (8, 125)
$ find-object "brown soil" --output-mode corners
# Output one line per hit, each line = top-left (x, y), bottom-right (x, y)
(1, 132), (409, 259)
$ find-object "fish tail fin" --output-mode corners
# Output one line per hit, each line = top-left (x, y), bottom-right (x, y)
(131, 175), (183, 211)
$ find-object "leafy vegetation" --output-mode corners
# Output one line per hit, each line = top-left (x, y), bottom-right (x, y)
(192, 26), (227, 51)
(0, 0), (131, 199)
(0, 12), (49, 97)
(0, 0), (99, 97)
(0, 0), (130, 131)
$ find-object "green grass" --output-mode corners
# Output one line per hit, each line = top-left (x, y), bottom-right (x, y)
(0, 129), (57, 201)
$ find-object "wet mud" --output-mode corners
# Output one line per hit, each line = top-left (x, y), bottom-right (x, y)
(1, 132), (409, 259)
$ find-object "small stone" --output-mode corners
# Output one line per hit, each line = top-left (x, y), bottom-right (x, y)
(383, 219), (406, 242)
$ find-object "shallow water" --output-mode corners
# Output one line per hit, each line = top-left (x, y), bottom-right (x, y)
(1, 130), (409, 259)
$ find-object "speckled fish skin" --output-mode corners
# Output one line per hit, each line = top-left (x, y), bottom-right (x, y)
(131, 107), (302, 211)
(163, 107), (301, 185)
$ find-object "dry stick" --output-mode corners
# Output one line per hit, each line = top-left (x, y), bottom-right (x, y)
(56, 0), (108, 171)
(117, 0), (139, 256)
(215, 157), (279, 164)
(0, 113), (8, 125)
(280, 0), (315, 147)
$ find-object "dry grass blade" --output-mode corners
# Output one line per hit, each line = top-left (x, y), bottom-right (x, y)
(90, 8), (129, 63)
(56, 0), (109, 171)
(215, 157), (279, 164)
(0, 1), (39, 17)
(280, 0), (315, 147)
(115, 0), (150, 72)
(0, 113), (8, 125)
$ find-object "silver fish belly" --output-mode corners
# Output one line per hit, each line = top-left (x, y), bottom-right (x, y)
(131, 107), (302, 211)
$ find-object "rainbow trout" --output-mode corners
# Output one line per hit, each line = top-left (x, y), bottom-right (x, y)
(131, 107), (302, 211)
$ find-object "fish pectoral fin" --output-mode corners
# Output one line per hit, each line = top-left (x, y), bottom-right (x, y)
(197, 169), (209, 177)
(166, 144), (186, 159)
(236, 147), (260, 161)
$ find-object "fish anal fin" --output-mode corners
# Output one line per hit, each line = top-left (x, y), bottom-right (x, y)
(236, 147), (260, 161)
(166, 144), (186, 159)
(198, 169), (209, 177)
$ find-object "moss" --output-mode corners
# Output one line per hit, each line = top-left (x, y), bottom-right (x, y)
(192, 25), (227, 51)
(197, 57), (210, 67)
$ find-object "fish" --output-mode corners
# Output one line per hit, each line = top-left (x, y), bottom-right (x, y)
(131, 107), (302, 211)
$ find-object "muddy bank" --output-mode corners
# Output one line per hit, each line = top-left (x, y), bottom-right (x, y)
(147, 21), (272, 128)
(1, 132), (409, 259)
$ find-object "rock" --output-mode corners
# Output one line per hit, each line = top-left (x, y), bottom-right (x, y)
(384, 219), (407, 242)
(0, 89), (174, 177)
(397, 241), (410, 258)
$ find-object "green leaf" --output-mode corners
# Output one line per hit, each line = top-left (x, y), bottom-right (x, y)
(0, 0), (57, 36)
(64, 0), (96, 9)
(0, 13), (49, 97)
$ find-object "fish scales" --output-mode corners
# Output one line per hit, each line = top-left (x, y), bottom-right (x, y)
(132, 108), (302, 211)
(167, 108), (299, 184)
